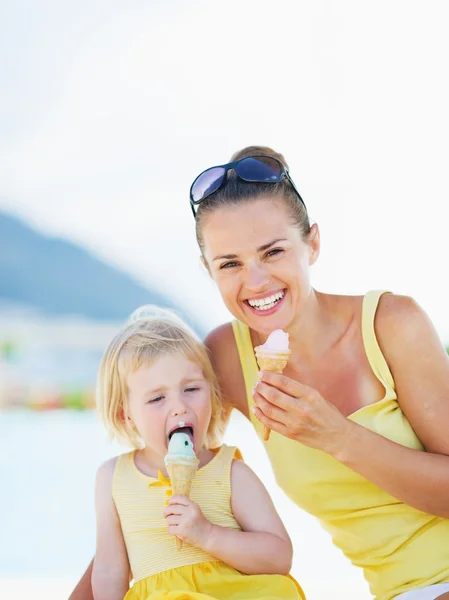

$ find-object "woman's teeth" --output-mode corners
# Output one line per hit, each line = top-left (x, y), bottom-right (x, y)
(247, 291), (284, 311)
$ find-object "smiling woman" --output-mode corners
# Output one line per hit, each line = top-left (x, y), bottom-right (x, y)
(189, 146), (449, 600)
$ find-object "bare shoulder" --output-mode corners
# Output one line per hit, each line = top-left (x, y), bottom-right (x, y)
(375, 293), (440, 348)
(230, 458), (264, 498)
(96, 456), (119, 487)
(204, 323), (248, 416)
(230, 456), (255, 482)
(374, 293), (449, 452)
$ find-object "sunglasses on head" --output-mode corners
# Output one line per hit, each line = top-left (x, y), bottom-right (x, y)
(189, 155), (306, 217)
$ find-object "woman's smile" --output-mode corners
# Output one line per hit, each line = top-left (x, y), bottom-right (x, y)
(244, 289), (287, 316)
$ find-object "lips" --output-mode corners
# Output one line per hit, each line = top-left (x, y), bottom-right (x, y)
(244, 289), (287, 316)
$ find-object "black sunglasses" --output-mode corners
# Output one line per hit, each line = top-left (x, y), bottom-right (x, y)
(189, 155), (306, 217)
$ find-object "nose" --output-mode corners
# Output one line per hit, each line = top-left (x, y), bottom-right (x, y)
(170, 395), (188, 417)
(245, 260), (270, 292)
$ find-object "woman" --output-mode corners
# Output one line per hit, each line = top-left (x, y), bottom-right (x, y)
(71, 146), (449, 600)
(190, 147), (449, 600)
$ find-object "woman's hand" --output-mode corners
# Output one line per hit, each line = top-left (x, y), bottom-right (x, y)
(252, 371), (352, 457)
(163, 495), (213, 548)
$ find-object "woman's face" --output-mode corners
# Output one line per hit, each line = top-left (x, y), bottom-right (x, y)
(201, 197), (319, 337)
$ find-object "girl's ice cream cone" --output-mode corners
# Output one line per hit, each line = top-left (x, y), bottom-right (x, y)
(254, 330), (291, 441)
(164, 431), (199, 550)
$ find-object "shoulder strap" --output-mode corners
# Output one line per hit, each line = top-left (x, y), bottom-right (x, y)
(232, 319), (259, 404)
(210, 445), (243, 484)
(361, 290), (396, 393)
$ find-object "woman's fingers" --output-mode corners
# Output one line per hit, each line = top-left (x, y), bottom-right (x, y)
(251, 405), (290, 438)
(252, 387), (288, 420)
(258, 370), (314, 399)
(254, 380), (303, 412)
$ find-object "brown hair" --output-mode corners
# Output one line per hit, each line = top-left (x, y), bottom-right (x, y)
(96, 306), (224, 450)
(195, 145), (311, 251)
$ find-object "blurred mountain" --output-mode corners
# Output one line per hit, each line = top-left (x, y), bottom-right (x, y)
(0, 211), (189, 324)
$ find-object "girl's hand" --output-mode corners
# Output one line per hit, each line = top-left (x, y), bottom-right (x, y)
(252, 371), (352, 458)
(163, 495), (213, 548)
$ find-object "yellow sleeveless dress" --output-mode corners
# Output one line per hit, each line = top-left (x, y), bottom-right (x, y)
(112, 444), (305, 600)
(232, 290), (449, 600)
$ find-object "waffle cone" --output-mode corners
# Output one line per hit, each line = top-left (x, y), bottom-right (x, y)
(254, 348), (291, 441)
(166, 457), (199, 550)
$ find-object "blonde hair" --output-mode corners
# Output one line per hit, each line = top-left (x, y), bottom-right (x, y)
(97, 306), (223, 449)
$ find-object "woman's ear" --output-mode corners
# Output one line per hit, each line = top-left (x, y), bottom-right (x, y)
(200, 255), (211, 276)
(308, 223), (320, 265)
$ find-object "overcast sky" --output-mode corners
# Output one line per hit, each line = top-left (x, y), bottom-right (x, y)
(1, 0), (448, 340)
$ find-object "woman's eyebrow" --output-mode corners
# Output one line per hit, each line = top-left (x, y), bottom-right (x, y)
(212, 239), (287, 262)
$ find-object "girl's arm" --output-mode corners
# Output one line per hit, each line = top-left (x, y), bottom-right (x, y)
(91, 459), (130, 600)
(68, 559), (94, 600)
(207, 459), (293, 574)
(253, 295), (449, 518)
(165, 459), (292, 575)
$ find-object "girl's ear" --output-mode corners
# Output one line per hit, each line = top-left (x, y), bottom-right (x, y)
(119, 408), (131, 423)
(308, 223), (320, 265)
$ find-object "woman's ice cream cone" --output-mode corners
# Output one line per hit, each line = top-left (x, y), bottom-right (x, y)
(254, 330), (291, 441)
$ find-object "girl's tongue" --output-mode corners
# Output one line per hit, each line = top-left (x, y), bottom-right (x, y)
(166, 429), (196, 457)
(168, 425), (195, 450)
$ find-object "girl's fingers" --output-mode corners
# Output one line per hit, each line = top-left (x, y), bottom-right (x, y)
(167, 525), (182, 536)
(163, 504), (185, 518)
(168, 494), (191, 506)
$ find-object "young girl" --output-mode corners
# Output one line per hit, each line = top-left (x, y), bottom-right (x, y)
(92, 306), (305, 600)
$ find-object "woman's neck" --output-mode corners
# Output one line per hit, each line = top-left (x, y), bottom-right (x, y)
(255, 290), (359, 366)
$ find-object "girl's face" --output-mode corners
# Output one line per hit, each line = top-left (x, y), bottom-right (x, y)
(125, 352), (212, 458)
(201, 197), (319, 338)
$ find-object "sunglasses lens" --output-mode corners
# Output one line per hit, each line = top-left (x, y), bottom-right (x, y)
(191, 167), (226, 203)
(236, 157), (282, 182)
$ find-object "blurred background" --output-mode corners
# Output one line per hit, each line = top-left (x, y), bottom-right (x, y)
(1, 1), (448, 599)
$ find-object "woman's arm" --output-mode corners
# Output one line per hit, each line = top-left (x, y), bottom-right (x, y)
(91, 458), (130, 600)
(253, 295), (449, 518)
(338, 294), (449, 515)
(204, 323), (249, 418)
(164, 459), (292, 575)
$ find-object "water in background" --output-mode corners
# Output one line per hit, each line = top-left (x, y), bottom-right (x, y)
(0, 409), (370, 598)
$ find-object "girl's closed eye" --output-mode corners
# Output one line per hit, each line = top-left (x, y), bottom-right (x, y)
(185, 386), (200, 393)
(147, 395), (164, 403)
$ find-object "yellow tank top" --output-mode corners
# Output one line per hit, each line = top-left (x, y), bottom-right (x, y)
(232, 290), (449, 600)
(112, 445), (241, 582)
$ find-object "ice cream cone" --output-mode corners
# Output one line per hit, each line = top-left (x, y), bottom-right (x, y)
(255, 348), (291, 441)
(166, 457), (199, 550)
